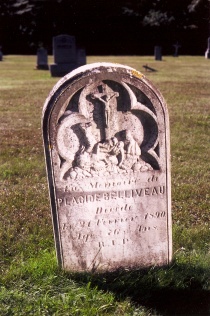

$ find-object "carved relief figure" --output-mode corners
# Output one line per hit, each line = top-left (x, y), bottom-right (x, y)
(91, 89), (119, 128)
(120, 130), (153, 172)
(56, 80), (158, 180)
(96, 137), (124, 167)
(125, 129), (141, 156)
(78, 122), (96, 153)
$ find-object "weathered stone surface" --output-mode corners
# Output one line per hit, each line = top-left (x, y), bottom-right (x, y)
(42, 62), (172, 272)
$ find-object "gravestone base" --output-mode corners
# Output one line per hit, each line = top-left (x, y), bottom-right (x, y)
(50, 63), (78, 77)
(36, 64), (49, 70)
(205, 49), (210, 59)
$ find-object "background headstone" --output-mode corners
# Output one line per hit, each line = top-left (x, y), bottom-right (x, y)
(43, 63), (172, 272)
(36, 46), (49, 70)
(154, 46), (162, 61)
(50, 34), (78, 77)
(0, 46), (3, 61)
(173, 42), (181, 57)
(205, 37), (210, 59)
(77, 48), (86, 67)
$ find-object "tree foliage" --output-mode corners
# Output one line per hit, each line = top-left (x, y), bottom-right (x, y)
(0, 0), (209, 54)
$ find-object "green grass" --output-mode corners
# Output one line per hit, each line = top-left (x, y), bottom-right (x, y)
(0, 55), (210, 315)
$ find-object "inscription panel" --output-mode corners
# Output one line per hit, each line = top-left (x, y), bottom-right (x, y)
(53, 34), (76, 64)
(56, 177), (168, 270)
(43, 63), (172, 272)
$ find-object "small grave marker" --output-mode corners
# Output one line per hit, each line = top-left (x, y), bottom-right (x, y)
(36, 46), (49, 70)
(154, 46), (162, 61)
(173, 42), (181, 57)
(77, 48), (86, 67)
(0, 46), (3, 61)
(42, 63), (172, 272)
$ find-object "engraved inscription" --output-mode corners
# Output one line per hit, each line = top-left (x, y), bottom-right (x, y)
(43, 63), (171, 271)
(96, 204), (133, 214)
(144, 211), (166, 219)
(137, 225), (158, 233)
(58, 185), (165, 206)
(60, 203), (167, 251)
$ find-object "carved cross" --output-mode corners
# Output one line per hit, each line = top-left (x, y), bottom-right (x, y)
(91, 89), (119, 128)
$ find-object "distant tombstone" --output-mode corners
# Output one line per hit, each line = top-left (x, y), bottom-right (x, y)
(154, 46), (162, 61)
(0, 46), (3, 61)
(42, 63), (172, 272)
(50, 34), (78, 77)
(173, 42), (181, 57)
(77, 48), (86, 67)
(205, 37), (210, 59)
(36, 47), (49, 70)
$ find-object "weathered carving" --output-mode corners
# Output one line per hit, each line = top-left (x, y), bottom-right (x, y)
(57, 81), (156, 180)
(43, 63), (172, 272)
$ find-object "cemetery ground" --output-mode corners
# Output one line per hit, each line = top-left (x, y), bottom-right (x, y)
(0, 55), (209, 315)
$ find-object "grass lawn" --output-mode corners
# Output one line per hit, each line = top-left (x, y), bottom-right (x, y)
(0, 55), (209, 315)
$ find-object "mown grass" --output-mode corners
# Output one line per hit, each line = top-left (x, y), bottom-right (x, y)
(0, 55), (209, 315)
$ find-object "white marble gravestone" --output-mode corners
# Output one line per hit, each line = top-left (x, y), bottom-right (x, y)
(42, 63), (172, 272)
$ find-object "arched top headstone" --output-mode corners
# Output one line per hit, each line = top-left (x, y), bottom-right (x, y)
(42, 63), (172, 272)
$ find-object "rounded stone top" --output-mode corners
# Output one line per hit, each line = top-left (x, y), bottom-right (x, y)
(43, 62), (148, 114)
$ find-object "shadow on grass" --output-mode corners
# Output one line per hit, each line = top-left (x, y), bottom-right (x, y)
(68, 263), (210, 315)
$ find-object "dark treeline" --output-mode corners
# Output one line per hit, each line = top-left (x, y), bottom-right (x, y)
(0, 0), (209, 55)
